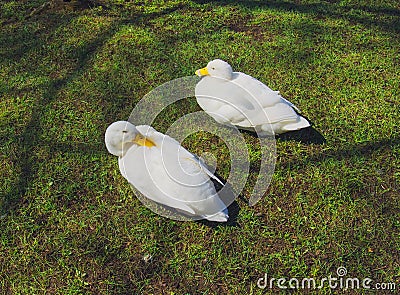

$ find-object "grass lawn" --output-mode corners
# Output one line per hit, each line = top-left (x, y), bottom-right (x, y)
(1, 0), (399, 294)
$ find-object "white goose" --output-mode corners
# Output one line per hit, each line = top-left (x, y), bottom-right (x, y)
(105, 121), (229, 222)
(195, 59), (310, 135)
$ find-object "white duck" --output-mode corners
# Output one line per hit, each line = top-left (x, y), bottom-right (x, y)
(195, 59), (310, 135)
(105, 121), (229, 222)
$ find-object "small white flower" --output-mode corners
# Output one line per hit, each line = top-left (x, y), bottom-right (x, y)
(143, 254), (153, 263)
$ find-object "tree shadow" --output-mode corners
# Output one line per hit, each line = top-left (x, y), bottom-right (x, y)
(43, 140), (106, 155)
(1, 16), (117, 213)
(281, 136), (400, 170)
(1, 3), (187, 215)
(192, 0), (400, 35)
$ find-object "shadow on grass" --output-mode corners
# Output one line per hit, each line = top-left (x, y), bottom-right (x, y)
(2, 75), (106, 214)
(240, 125), (326, 144)
(193, 0), (400, 34)
(197, 199), (241, 228)
(277, 126), (326, 144)
(0, 3), (187, 215)
(282, 136), (400, 170)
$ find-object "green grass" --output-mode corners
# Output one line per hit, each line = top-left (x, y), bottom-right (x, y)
(1, 0), (399, 294)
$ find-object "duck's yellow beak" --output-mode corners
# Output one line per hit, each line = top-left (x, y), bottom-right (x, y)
(195, 67), (209, 76)
(133, 133), (156, 147)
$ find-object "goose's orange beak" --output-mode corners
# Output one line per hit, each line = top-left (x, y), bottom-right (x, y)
(195, 67), (209, 76)
(133, 134), (156, 147)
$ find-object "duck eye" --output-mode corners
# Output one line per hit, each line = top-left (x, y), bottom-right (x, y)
(122, 130), (128, 133)
(211, 67), (215, 70)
